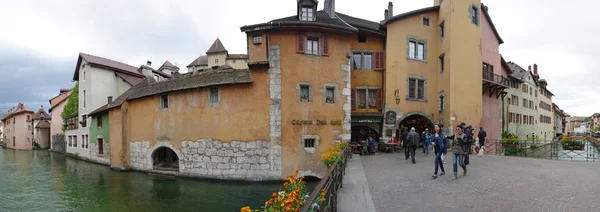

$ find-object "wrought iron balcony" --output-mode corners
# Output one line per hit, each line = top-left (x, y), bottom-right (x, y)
(482, 70), (509, 87)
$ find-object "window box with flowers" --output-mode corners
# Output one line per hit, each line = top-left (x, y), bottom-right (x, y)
(560, 136), (584, 151)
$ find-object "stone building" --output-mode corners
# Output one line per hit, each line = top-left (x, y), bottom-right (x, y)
(186, 38), (249, 73)
(31, 106), (52, 149)
(1, 103), (34, 150)
(565, 116), (585, 135)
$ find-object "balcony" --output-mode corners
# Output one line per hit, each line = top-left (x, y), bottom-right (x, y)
(64, 115), (79, 130)
(482, 70), (509, 98)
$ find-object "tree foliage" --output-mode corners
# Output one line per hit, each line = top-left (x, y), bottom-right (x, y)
(61, 82), (79, 119)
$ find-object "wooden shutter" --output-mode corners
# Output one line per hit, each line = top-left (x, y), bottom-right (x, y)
(376, 89), (383, 109)
(374, 51), (385, 70)
(322, 35), (329, 56)
(351, 88), (357, 110)
(296, 33), (305, 53)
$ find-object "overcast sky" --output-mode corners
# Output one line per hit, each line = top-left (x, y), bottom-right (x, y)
(0, 0), (597, 116)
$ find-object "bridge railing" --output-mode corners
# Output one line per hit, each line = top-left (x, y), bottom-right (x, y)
(484, 138), (599, 162)
(300, 146), (351, 212)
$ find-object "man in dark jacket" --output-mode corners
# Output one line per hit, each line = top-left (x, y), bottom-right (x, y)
(402, 128), (410, 160)
(407, 127), (420, 164)
(478, 127), (487, 149)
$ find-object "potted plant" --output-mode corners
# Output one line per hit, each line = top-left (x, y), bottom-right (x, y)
(501, 131), (521, 156)
(560, 136), (584, 151)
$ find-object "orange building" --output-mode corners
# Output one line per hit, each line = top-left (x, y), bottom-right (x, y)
(381, 0), (495, 140)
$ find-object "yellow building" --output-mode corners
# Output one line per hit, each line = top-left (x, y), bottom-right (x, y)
(382, 0), (484, 138)
(187, 38), (249, 72)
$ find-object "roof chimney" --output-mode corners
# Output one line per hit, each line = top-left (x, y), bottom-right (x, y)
(146, 61), (152, 67)
(388, 2), (394, 19)
(108, 96), (113, 104)
(534, 64), (538, 75)
(528, 65), (531, 72)
(324, 0), (336, 18)
(384, 9), (389, 20)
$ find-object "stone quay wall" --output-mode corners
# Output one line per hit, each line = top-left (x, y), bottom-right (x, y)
(129, 139), (282, 181)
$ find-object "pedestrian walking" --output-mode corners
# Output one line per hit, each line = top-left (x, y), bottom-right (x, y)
(449, 124), (467, 180)
(422, 128), (432, 156)
(402, 128), (410, 160)
(478, 126), (487, 151)
(406, 127), (420, 164)
(431, 125), (446, 179)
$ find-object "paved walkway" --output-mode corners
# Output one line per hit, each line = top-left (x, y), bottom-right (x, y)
(344, 151), (600, 212)
(338, 155), (376, 212)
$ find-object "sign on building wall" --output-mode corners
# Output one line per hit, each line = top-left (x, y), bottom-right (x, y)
(385, 111), (396, 125)
(351, 118), (381, 123)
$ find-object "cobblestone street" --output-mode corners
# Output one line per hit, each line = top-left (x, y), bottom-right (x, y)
(360, 151), (600, 212)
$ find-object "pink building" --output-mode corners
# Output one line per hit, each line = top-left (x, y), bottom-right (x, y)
(49, 88), (72, 149)
(32, 106), (51, 149)
(1, 103), (35, 150)
(481, 4), (511, 141)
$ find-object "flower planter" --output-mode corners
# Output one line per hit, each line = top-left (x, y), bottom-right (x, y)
(562, 145), (584, 151)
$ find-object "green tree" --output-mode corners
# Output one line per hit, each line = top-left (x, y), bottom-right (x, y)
(61, 82), (79, 119)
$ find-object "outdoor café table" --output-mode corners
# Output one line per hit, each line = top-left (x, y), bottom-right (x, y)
(385, 142), (399, 153)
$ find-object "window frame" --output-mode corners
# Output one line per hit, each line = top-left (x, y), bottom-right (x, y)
(439, 20), (445, 39)
(470, 4), (479, 26)
(209, 87), (220, 104)
(306, 37), (319, 55)
(300, 6), (314, 21)
(252, 35), (262, 44)
(97, 116), (103, 128)
(422, 16), (431, 26)
(298, 83), (312, 102)
(160, 95), (169, 109)
(407, 37), (427, 61)
(439, 53), (445, 73)
(352, 51), (374, 70)
(406, 76), (427, 102)
(325, 86), (336, 104)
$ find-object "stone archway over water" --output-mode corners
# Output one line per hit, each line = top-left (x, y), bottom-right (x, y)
(146, 142), (184, 172)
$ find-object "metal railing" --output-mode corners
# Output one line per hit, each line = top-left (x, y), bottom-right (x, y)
(300, 146), (351, 212)
(483, 138), (599, 162)
(482, 70), (509, 87)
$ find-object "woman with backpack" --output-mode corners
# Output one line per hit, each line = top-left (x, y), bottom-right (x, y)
(448, 124), (467, 180)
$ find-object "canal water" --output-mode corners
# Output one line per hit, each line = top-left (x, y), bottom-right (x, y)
(0, 149), (303, 212)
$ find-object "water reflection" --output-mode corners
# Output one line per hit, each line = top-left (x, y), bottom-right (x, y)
(0, 149), (310, 212)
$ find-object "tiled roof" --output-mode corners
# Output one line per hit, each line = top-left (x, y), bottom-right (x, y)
(32, 107), (51, 120)
(108, 65), (253, 109)
(335, 12), (383, 33)
(159, 60), (180, 71)
(241, 10), (385, 35)
(88, 104), (109, 117)
(228, 54), (249, 59)
(35, 120), (51, 129)
(187, 55), (208, 67)
(116, 72), (144, 86)
(206, 38), (228, 54)
(381, 6), (440, 25)
(74, 52), (144, 81)
(49, 90), (72, 113)
(1, 103), (34, 121)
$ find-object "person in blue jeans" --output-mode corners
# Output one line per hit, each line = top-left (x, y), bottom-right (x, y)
(448, 124), (467, 180)
(422, 128), (432, 156)
(431, 125), (446, 179)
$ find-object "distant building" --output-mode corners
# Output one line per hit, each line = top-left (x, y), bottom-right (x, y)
(186, 38), (249, 73)
(31, 106), (52, 149)
(504, 63), (554, 141)
(565, 116), (585, 135)
(1, 103), (35, 150)
(552, 103), (569, 136)
(590, 113), (600, 132)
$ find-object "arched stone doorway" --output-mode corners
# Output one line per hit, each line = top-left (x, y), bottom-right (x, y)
(351, 125), (381, 143)
(398, 112), (436, 136)
(151, 147), (180, 172)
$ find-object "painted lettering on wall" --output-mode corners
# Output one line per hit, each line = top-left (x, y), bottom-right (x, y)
(292, 119), (342, 125)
